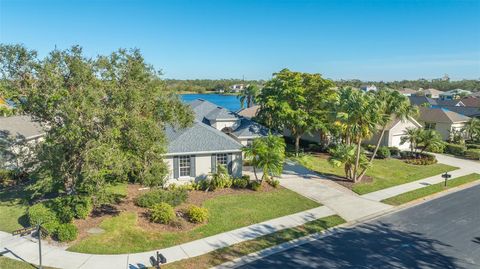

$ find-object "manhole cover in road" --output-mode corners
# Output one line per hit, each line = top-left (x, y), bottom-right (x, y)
(87, 227), (105, 234)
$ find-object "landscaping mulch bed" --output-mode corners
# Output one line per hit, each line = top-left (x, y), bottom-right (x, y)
(73, 181), (277, 242)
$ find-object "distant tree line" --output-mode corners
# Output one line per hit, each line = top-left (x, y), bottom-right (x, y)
(165, 79), (265, 93)
(334, 79), (480, 92)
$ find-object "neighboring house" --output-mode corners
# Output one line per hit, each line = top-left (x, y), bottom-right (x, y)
(436, 99), (465, 107)
(417, 107), (471, 140)
(0, 115), (45, 169)
(439, 89), (472, 100)
(190, 99), (269, 146)
(365, 117), (423, 150)
(360, 85), (377, 92)
(230, 84), (246, 93)
(396, 88), (418, 96)
(237, 105), (260, 119)
(408, 96), (438, 107)
(458, 96), (480, 108)
(434, 106), (480, 119)
(416, 88), (443, 99)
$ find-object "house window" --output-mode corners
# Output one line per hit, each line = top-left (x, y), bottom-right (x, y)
(179, 156), (191, 177)
(216, 154), (228, 166)
(425, 122), (436, 130)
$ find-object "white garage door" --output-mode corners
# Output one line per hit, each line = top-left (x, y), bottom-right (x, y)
(391, 134), (410, 150)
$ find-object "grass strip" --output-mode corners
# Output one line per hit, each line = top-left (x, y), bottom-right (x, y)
(161, 215), (345, 269)
(382, 173), (480, 206)
(0, 256), (57, 269)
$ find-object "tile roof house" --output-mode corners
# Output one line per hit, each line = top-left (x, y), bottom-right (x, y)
(418, 107), (471, 140)
(237, 105), (260, 119)
(458, 96), (480, 108)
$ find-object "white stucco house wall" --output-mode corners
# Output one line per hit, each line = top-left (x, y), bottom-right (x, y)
(365, 117), (422, 150)
(418, 107), (470, 141)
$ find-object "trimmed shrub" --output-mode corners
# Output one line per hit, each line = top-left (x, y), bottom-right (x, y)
(185, 205), (209, 223)
(376, 146), (391, 159)
(135, 188), (188, 208)
(74, 197), (93, 219)
(249, 181), (262, 191)
(466, 144), (480, 150)
(27, 203), (60, 233)
(445, 143), (466, 156)
(232, 177), (249, 189)
(50, 198), (75, 223)
(426, 142), (445, 153)
(267, 178), (280, 188)
(465, 149), (480, 160)
(401, 151), (437, 165)
(198, 166), (233, 191)
(388, 147), (401, 157)
(150, 202), (176, 224)
(56, 223), (78, 242)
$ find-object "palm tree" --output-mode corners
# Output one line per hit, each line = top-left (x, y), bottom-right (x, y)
(237, 85), (259, 109)
(419, 129), (443, 153)
(243, 134), (285, 182)
(401, 127), (422, 153)
(334, 88), (379, 182)
(328, 144), (368, 181)
(463, 118), (480, 142)
(357, 90), (418, 179)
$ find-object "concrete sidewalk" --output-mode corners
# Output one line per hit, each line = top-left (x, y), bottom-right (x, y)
(0, 206), (335, 269)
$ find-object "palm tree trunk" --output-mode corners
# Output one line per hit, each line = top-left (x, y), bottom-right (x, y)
(253, 166), (259, 181)
(358, 126), (387, 181)
(352, 138), (362, 182)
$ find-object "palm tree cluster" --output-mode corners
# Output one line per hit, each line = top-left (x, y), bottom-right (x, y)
(328, 88), (418, 182)
(463, 118), (480, 142)
(401, 127), (444, 153)
(237, 84), (259, 109)
(243, 134), (286, 182)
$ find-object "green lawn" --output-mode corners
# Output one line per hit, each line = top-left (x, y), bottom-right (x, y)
(295, 154), (458, 195)
(0, 187), (29, 232)
(0, 257), (57, 269)
(69, 188), (320, 254)
(382, 173), (480, 205)
(162, 215), (345, 269)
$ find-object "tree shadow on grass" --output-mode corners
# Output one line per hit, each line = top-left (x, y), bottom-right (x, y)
(237, 222), (460, 269)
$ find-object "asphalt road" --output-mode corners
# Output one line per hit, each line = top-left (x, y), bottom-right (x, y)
(237, 184), (480, 269)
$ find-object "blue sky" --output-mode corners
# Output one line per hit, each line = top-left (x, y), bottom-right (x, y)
(1, 0), (479, 81)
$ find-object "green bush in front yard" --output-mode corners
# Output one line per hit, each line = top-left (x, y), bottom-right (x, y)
(465, 149), (480, 160)
(56, 223), (78, 242)
(74, 196), (93, 219)
(376, 146), (391, 159)
(445, 143), (466, 156)
(150, 203), (176, 224)
(249, 181), (262, 191)
(232, 177), (249, 189)
(135, 188), (188, 208)
(426, 142), (445, 153)
(267, 178), (280, 188)
(27, 203), (60, 233)
(185, 205), (209, 223)
(466, 143), (480, 149)
(388, 147), (401, 157)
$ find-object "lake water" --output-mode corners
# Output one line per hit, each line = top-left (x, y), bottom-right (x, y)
(180, 94), (242, 112)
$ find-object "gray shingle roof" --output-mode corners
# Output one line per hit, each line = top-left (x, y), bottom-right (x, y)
(409, 96), (438, 106)
(232, 118), (270, 138)
(0, 115), (45, 140)
(436, 106), (480, 118)
(418, 107), (471, 123)
(205, 107), (238, 121)
(165, 121), (242, 155)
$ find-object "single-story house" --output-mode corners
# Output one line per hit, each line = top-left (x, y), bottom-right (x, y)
(396, 88), (418, 96)
(417, 107), (471, 140)
(360, 85), (377, 92)
(0, 115), (45, 169)
(408, 96), (438, 107)
(432, 106), (480, 119)
(458, 96), (480, 108)
(237, 105), (260, 119)
(439, 89), (472, 100)
(364, 117), (423, 150)
(415, 88), (443, 99)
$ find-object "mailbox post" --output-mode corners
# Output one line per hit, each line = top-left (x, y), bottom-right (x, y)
(442, 171), (452, 187)
(12, 225), (48, 269)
